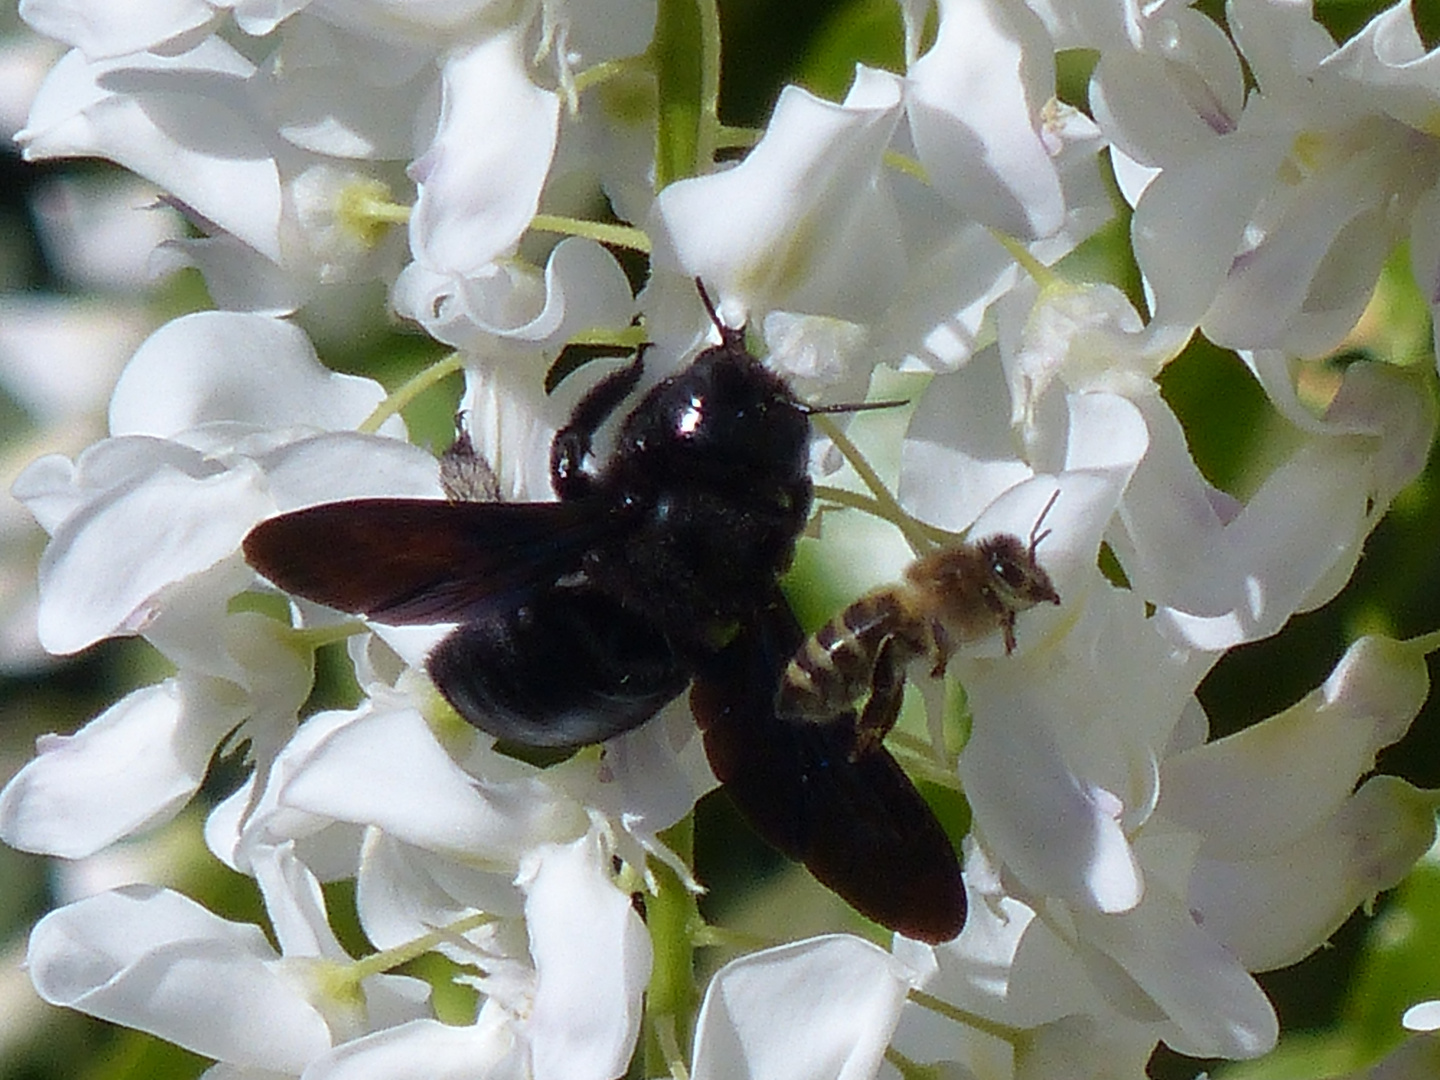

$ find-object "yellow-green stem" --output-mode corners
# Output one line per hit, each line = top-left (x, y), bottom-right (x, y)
(347, 911), (496, 983)
(530, 214), (652, 252)
(644, 816), (700, 1075)
(358, 353), (465, 435)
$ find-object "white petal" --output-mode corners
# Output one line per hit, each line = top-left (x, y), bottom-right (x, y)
(651, 67), (905, 320)
(396, 236), (636, 354)
(19, 41), (283, 261)
(961, 662), (1144, 914)
(409, 31), (559, 276)
(279, 705), (588, 861)
(907, 0), (1064, 238)
(1089, 9), (1244, 163)
(36, 462), (272, 653)
(691, 936), (912, 1080)
(1160, 635), (1428, 860)
(1404, 1001), (1440, 1032)
(521, 833), (651, 1080)
(1202, 157), (1393, 355)
(255, 431), (443, 511)
(1226, 0), (1337, 96)
(18, 0), (217, 60)
(149, 235), (313, 316)
(906, 885), (1095, 1029)
(1190, 776), (1437, 972)
(1072, 889), (1277, 1059)
(899, 354), (1036, 531)
(28, 885), (333, 1073)
(304, 1014), (524, 1080)
(256, 17), (432, 160)
(1129, 130), (1288, 341)
(0, 679), (237, 857)
(109, 311), (389, 439)
(356, 831), (521, 955)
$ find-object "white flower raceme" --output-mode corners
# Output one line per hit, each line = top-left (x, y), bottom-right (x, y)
(888, 630), (1435, 1072)
(0, 310), (436, 859)
(903, 279), (1435, 653)
(16, 0), (658, 316)
(1090, 0), (1440, 361)
(26, 852), (433, 1075)
(649, 0), (1111, 400)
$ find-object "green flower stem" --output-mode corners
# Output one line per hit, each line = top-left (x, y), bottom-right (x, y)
(991, 229), (1060, 290)
(290, 622), (367, 651)
(529, 214), (653, 252)
(884, 1045), (944, 1080)
(909, 987), (1024, 1042)
(345, 911), (497, 985)
(359, 352), (465, 435)
(885, 731), (963, 789)
(645, 816), (701, 1075)
(810, 416), (962, 553)
(654, 0), (723, 185)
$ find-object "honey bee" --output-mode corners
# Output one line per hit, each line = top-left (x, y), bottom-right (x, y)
(778, 490), (1062, 756)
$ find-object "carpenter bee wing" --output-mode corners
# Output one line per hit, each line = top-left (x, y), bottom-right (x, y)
(690, 592), (967, 944)
(243, 496), (618, 624)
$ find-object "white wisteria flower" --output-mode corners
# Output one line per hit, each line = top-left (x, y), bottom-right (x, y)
(649, 0), (1111, 403)
(1090, 0), (1440, 361)
(0, 310), (435, 859)
(15, 0), (658, 315)
(887, 628), (1436, 1071)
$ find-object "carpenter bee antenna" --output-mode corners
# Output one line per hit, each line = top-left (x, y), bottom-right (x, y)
(800, 399), (910, 416)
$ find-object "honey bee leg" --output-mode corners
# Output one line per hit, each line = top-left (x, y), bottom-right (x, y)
(1001, 613), (1017, 654)
(550, 349), (647, 499)
(928, 623), (953, 680)
(854, 638), (906, 760)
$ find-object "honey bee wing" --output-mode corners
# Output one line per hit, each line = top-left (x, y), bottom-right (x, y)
(243, 497), (618, 624)
(690, 593), (967, 944)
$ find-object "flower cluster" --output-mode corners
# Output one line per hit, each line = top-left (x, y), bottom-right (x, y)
(5, 0), (1440, 1077)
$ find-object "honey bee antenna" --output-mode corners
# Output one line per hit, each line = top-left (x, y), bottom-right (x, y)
(1029, 488), (1061, 555)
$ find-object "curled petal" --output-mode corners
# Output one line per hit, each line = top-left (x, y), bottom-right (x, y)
(408, 31), (559, 277)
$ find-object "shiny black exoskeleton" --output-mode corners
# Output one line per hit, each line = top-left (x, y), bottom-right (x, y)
(245, 281), (810, 747)
(243, 281), (966, 941)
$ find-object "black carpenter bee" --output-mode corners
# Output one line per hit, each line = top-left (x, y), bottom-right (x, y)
(243, 281), (966, 942)
(779, 491), (1062, 757)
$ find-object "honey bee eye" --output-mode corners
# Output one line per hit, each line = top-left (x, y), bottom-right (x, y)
(994, 557), (1029, 589)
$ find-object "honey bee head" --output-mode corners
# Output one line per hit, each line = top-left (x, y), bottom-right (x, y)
(904, 490), (1063, 651)
(974, 533), (1061, 614)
